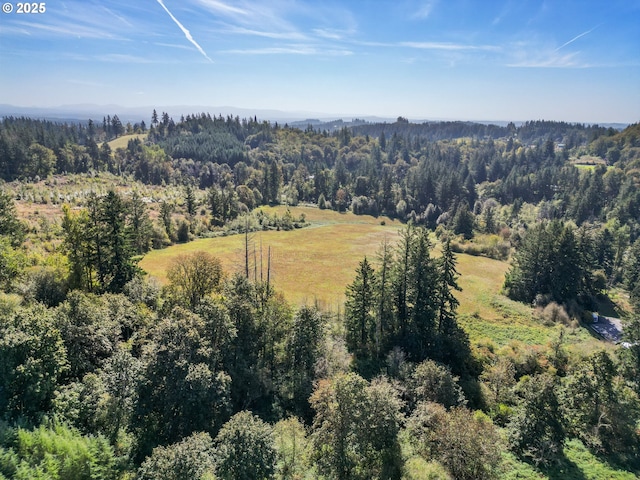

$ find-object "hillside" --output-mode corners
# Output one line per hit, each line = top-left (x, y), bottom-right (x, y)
(1, 114), (638, 480)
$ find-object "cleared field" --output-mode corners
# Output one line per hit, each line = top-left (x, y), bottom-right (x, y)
(140, 205), (607, 348)
(140, 206), (403, 309)
(108, 133), (148, 150)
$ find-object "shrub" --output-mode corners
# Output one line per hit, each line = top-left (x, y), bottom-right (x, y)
(540, 302), (570, 326)
(406, 402), (501, 480)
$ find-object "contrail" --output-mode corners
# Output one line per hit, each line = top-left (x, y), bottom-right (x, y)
(555, 26), (598, 51)
(156, 0), (213, 63)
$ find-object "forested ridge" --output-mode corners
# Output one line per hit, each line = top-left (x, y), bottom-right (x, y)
(0, 112), (639, 479)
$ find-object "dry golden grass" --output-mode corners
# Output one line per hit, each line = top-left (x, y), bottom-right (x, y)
(454, 254), (511, 320)
(140, 206), (403, 308)
(107, 133), (148, 150)
(139, 205), (609, 349)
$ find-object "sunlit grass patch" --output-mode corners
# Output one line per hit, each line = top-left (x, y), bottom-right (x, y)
(140, 207), (402, 307)
(107, 133), (148, 150)
(458, 314), (552, 346)
(140, 205), (610, 351)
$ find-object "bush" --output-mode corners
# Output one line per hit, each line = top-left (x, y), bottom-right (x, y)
(406, 402), (501, 480)
(20, 266), (69, 307)
(449, 235), (510, 261)
(151, 226), (171, 249)
(317, 194), (327, 210)
(408, 360), (466, 409)
(540, 302), (570, 326)
(0, 422), (120, 480)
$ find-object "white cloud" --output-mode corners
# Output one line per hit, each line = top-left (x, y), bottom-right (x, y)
(401, 41), (500, 51)
(412, 1), (438, 19)
(8, 19), (124, 39)
(220, 45), (353, 56)
(313, 28), (345, 40)
(218, 24), (307, 41)
(194, 0), (249, 18)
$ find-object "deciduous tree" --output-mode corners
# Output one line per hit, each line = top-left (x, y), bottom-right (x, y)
(138, 432), (216, 480)
(507, 374), (565, 465)
(310, 373), (403, 480)
(0, 304), (68, 420)
(214, 411), (276, 480)
(166, 251), (223, 309)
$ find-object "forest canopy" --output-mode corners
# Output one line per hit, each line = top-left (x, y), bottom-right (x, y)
(1, 113), (639, 479)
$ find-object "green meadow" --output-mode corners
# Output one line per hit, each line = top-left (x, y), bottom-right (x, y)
(140, 206), (606, 350)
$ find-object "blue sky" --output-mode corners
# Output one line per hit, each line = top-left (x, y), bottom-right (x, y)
(0, 0), (639, 123)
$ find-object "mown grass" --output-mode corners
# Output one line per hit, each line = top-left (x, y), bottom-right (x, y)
(107, 133), (148, 150)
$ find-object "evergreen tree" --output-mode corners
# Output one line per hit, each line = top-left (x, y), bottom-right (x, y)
(452, 201), (474, 239)
(549, 224), (581, 301)
(391, 226), (413, 343)
(99, 142), (113, 172)
(184, 184), (196, 217)
(436, 239), (461, 334)
(505, 221), (587, 304)
(111, 115), (124, 138)
(0, 188), (25, 246)
(285, 306), (325, 419)
(267, 160), (281, 204)
(374, 239), (395, 358)
(405, 227), (438, 361)
(504, 222), (551, 303)
(345, 257), (376, 368)
(62, 191), (137, 293)
(87, 192), (107, 291)
(127, 190), (153, 255)
(100, 190), (137, 292)
(62, 205), (93, 291)
(160, 200), (175, 240)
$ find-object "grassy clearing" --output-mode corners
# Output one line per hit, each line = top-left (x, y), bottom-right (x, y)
(451, 252), (559, 346)
(403, 438), (638, 479)
(10, 173), (185, 225)
(499, 439), (638, 480)
(107, 133), (147, 150)
(140, 206), (403, 309)
(140, 205), (604, 349)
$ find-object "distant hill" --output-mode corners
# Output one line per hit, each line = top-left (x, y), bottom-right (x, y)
(1, 104), (629, 130)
